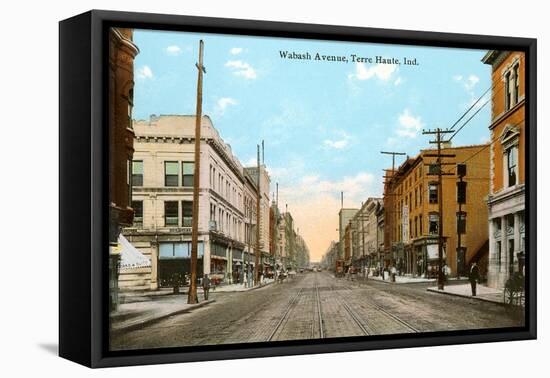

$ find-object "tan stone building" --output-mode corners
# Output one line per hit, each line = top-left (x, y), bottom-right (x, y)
(384, 144), (490, 277)
(482, 51), (526, 289)
(122, 115), (256, 290)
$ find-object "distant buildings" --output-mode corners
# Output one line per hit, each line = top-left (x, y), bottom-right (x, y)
(348, 198), (382, 271)
(482, 51), (526, 289)
(338, 208), (358, 267)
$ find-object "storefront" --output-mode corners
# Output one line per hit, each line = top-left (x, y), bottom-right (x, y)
(426, 242), (447, 278)
(158, 241), (203, 288)
(210, 242), (228, 284)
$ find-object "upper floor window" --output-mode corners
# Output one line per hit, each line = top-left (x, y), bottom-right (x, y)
(504, 62), (521, 111)
(429, 183), (438, 204)
(513, 64), (520, 105)
(165, 161), (179, 187)
(164, 201), (178, 226)
(127, 88), (134, 129)
(505, 71), (512, 111)
(132, 160), (143, 187)
(507, 145), (518, 187)
(182, 162), (194, 187)
(182, 201), (193, 227)
(429, 213), (439, 235)
(132, 200), (143, 226)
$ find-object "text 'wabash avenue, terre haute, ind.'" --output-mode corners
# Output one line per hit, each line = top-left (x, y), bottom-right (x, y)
(279, 50), (419, 65)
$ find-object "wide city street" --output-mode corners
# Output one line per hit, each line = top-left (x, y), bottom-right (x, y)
(111, 271), (523, 350)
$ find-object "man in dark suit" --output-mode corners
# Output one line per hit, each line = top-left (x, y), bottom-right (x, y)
(469, 262), (480, 296)
(202, 274), (211, 300)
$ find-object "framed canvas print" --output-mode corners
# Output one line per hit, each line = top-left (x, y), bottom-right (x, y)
(59, 10), (536, 368)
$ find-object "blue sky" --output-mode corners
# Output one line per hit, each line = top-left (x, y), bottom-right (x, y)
(132, 29), (491, 259)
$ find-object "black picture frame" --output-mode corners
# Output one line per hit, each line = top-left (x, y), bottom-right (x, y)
(59, 9), (537, 368)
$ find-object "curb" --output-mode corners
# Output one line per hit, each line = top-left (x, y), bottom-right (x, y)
(369, 278), (436, 285)
(213, 280), (275, 293)
(111, 299), (216, 334)
(426, 288), (506, 306)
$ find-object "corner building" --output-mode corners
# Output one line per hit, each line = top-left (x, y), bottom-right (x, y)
(122, 115), (252, 289)
(384, 145), (490, 278)
(482, 51), (526, 289)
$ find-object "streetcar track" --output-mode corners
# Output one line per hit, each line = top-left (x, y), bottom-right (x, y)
(329, 286), (370, 336)
(337, 283), (419, 333)
(314, 274), (325, 339)
(266, 288), (304, 341)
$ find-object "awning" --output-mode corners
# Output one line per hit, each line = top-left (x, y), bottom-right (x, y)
(117, 234), (151, 270)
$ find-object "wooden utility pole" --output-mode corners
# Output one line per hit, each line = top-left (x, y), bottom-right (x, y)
(380, 151), (406, 267)
(422, 128), (454, 291)
(381, 151), (407, 174)
(255, 144), (261, 286)
(188, 40), (206, 304)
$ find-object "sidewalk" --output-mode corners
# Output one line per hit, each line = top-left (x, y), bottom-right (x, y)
(427, 283), (505, 304)
(211, 278), (275, 292)
(111, 295), (215, 333)
(369, 274), (435, 284)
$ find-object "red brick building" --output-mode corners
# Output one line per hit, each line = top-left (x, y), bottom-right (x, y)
(482, 51), (526, 289)
(108, 28), (139, 310)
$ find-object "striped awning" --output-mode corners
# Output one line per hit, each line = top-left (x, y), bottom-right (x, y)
(116, 234), (151, 269)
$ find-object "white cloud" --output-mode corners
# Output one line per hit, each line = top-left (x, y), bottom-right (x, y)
(136, 65), (153, 80)
(243, 156), (258, 167)
(165, 45), (182, 56)
(225, 60), (257, 79)
(323, 139), (349, 149)
(322, 130), (354, 150)
(215, 97), (238, 115)
(349, 62), (397, 81)
(454, 73), (483, 109)
(454, 73), (480, 91)
(394, 77), (403, 86)
(464, 74), (479, 91)
(230, 47), (243, 55)
(396, 109), (423, 138)
(279, 171), (377, 207)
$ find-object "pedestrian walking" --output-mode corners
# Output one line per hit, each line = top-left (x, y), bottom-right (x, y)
(391, 265), (397, 282)
(247, 267), (253, 287)
(469, 262), (480, 296)
(443, 262), (450, 284)
(202, 274), (211, 300)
